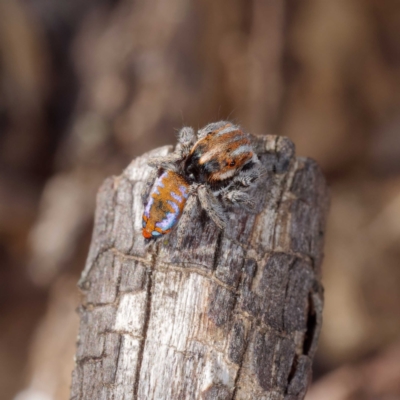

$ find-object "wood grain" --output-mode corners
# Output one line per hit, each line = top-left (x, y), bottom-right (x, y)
(70, 134), (329, 400)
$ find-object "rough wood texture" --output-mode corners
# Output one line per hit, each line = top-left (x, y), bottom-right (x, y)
(70, 134), (329, 400)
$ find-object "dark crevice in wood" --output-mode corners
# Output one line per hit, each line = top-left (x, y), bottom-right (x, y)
(303, 293), (317, 356)
(231, 328), (251, 400)
(212, 230), (223, 272)
(228, 259), (252, 397)
(111, 336), (123, 385)
(132, 251), (157, 398)
(287, 354), (299, 389)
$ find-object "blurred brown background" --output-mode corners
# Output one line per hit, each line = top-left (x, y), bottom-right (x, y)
(1, 0), (400, 399)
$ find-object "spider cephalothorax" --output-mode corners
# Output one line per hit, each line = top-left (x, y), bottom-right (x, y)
(141, 121), (262, 241)
(185, 122), (256, 183)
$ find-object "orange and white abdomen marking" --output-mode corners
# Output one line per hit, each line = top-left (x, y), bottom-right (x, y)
(142, 170), (190, 239)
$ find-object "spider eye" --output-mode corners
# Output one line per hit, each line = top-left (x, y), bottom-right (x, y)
(229, 161), (236, 167)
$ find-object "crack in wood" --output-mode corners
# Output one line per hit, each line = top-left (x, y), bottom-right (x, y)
(132, 250), (158, 399)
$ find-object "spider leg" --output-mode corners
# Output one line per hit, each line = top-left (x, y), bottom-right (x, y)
(176, 126), (196, 156)
(232, 166), (261, 187)
(197, 185), (227, 230)
(148, 127), (196, 171)
(188, 182), (200, 195)
(147, 154), (182, 172)
(222, 190), (255, 210)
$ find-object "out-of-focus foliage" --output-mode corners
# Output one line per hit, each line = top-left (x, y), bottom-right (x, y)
(0, 0), (400, 399)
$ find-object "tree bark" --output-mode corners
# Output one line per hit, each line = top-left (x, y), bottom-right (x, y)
(70, 134), (329, 400)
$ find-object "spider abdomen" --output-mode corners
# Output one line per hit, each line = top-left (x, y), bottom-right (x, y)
(142, 170), (189, 240)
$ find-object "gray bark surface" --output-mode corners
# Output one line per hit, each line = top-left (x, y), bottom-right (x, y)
(70, 134), (329, 400)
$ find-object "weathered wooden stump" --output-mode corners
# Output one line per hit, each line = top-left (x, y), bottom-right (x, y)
(70, 134), (329, 400)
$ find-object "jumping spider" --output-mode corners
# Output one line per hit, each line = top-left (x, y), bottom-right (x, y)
(142, 121), (262, 241)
